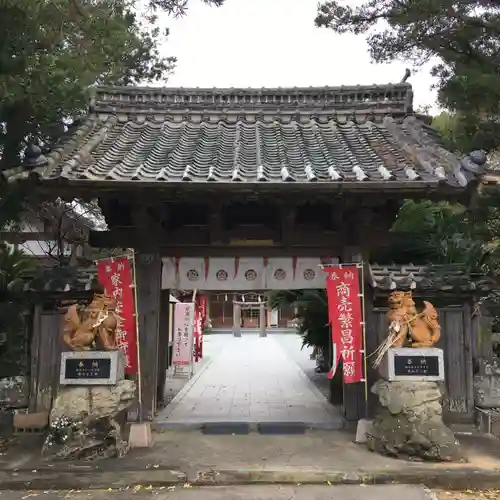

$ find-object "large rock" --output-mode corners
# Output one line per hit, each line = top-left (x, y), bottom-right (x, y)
(43, 380), (136, 461)
(367, 380), (464, 462)
(50, 379), (136, 422)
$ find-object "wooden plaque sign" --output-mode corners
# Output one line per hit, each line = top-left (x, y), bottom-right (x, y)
(393, 355), (440, 377)
(59, 351), (124, 386)
(378, 347), (445, 382)
(64, 358), (112, 380)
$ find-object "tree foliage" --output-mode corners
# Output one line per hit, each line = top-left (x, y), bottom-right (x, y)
(431, 111), (500, 153)
(0, 243), (35, 377)
(0, 0), (224, 171)
(268, 289), (329, 351)
(376, 199), (500, 277)
(315, 0), (500, 146)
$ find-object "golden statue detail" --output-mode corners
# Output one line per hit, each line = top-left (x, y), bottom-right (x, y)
(372, 291), (441, 367)
(63, 293), (118, 351)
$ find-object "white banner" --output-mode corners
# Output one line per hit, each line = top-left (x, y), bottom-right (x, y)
(172, 303), (195, 366)
(161, 257), (340, 290)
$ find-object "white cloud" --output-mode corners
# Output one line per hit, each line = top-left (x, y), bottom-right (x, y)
(156, 0), (440, 111)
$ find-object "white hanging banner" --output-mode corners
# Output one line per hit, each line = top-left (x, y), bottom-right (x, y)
(172, 303), (195, 373)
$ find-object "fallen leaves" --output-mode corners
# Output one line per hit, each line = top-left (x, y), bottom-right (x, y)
(435, 489), (500, 500)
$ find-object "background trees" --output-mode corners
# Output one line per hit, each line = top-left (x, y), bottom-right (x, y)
(0, 0), (224, 172)
(316, 0), (500, 153)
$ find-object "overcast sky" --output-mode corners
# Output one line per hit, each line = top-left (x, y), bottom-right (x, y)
(158, 0), (440, 112)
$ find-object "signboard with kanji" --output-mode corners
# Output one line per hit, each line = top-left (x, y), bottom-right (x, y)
(324, 265), (364, 384)
(97, 258), (138, 374)
(172, 302), (195, 367)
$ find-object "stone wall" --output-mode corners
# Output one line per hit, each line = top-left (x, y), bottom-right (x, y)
(474, 359), (500, 435)
(0, 376), (28, 409)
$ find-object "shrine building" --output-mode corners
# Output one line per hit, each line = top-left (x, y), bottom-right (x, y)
(3, 82), (488, 423)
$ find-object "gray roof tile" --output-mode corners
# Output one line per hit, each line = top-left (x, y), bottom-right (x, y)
(8, 264), (491, 296)
(6, 267), (100, 296)
(369, 264), (494, 292)
(5, 84), (487, 188)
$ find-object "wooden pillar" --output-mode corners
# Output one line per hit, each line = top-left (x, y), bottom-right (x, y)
(259, 302), (267, 337)
(206, 293), (211, 324)
(363, 278), (379, 418)
(135, 252), (161, 421)
(157, 289), (171, 405)
(233, 302), (241, 337)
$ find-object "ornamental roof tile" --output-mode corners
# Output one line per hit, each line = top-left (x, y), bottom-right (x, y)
(369, 264), (494, 292)
(6, 267), (101, 296)
(4, 84), (488, 189)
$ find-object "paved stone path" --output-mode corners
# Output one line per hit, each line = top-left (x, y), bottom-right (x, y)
(156, 334), (341, 427)
(0, 486), (437, 500)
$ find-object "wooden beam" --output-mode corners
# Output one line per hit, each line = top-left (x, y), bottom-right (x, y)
(209, 201), (224, 245)
(135, 252), (162, 421)
(161, 246), (345, 257)
(131, 204), (166, 243)
(89, 228), (345, 250)
(280, 203), (296, 246)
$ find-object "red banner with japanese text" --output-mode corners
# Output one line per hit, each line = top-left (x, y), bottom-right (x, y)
(97, 258), (138, 374)
(324, 266), (364, 384)
(193, 303), (200, 341)
(200, 296), (207, 324)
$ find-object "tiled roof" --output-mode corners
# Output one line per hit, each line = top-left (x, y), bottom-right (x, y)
(4, 84), (487, 189)
(6, 264), (492, 297)
(369, 264), (494, 292)
(6, 267), (101, 296)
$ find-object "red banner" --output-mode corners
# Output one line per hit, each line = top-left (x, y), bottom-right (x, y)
(200, 296), (207, 324)
(324, 266), (364, 384)
(97, 258), (138, 374)
(193, 303), (200, 341)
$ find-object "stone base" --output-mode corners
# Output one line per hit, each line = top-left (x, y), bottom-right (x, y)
(367, 380), (464, 462)
(50, 380), (136, 422)
(355, 418), (373, 444)
(129, 422), (153, 448)
(43, 380), (136, 461)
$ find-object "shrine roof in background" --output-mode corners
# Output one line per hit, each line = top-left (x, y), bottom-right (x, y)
(369, 264), (495, 293)
(3, 83), (487, 195)
(3, 266), (101, 300)
(4, 262), (494, 299)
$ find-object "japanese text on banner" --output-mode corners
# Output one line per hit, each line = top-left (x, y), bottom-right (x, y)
(324, 266), (364, 384)
(97, 258), (138, 374)
(172, 303), (195, 366)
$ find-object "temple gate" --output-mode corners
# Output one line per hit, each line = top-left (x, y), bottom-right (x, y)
(3, 83), (488, 423)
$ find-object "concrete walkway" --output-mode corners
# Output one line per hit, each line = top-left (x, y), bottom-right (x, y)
(0, 486), (437, 500)
(155, 334), (341, 428)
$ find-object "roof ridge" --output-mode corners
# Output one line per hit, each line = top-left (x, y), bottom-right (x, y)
(92, 83), (414, 116)
(95, 82), (412, 93)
